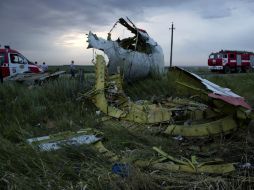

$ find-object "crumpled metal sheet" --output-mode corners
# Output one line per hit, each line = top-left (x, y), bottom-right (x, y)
(187, 71), (241, 97)
(87, 17), (164, 80)
(170, 67), (252, 111)
(208, 93), (252, 110)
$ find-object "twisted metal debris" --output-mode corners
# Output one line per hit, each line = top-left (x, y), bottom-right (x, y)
(85, 55), (253, 137)
(87, 17), (164, 80)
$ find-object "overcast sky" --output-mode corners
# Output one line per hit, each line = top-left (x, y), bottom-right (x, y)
(1, 0), (254, 66)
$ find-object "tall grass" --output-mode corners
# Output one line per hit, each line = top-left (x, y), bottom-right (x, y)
(0, 72), (254, 189)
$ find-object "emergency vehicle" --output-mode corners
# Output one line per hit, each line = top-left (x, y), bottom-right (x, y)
(0, 46), (42, 78)
(208, 50), (254, 73)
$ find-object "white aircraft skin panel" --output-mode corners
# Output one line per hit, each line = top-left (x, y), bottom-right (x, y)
(87, 29), (164, 80)
(27, 134), (101, 151)
(182, 68), (241, 98)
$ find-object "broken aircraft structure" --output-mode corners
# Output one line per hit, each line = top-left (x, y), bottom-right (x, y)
(27, 55), (253, 175)
(25, 18), (254, 177)
(85, 55), (253, 137)
(87, 17), (164, 80)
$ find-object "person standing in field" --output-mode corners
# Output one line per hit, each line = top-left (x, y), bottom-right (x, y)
(41, 62), (48, 72)
(70, 60), (76, 78)
(0, 56), (3, 83)
(0, 66), (3, 83)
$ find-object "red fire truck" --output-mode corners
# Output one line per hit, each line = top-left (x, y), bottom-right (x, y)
(0, 46), (42, 78)
(208, 50), (254, 73)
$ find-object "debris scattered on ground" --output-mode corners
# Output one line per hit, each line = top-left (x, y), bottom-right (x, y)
(27, 128), (101, 151)
(84, 55), (253, 138)
(237, 163), (254, 169)
(148, 146), (235, 174)
(6, 71), (66, 85)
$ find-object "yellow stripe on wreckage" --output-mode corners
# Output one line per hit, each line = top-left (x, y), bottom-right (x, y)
(84, 55), (172, 124)
(85, 55), (251, 137)
(134, 147), (235, 174)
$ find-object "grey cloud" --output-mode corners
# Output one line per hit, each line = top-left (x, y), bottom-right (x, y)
(199, 7), (232, 19)
(1, 0), (254, 66)
(0, 0), (184, 31)
(182, 0), (234, 19)
(0, 0), (239, 37)
(0, 0), (187, 51)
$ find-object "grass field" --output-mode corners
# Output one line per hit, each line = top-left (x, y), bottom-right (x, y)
(48, 65), (95, 74)
(1, 67), (254, 189)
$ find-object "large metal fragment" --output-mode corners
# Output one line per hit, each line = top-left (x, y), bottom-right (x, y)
(162, 67), (253, 137)
(87, 17), (164, 80)
(164, 115), (237, 137)
(27, 129), (119, 162)
(135, 147), (235, 174)
(85, 55), (172, 124)
(169, 67), (253, 119)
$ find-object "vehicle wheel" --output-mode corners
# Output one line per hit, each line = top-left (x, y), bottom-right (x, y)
(236, 67), (241, 73)
(245, 66), (251, 73)
(224, 66), (231, 74)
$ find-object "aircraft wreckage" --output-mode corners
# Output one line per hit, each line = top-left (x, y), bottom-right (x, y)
(26, 19), (254, 176)
(87, 17), (164, 80)
(27, 55), (254, 175)
(85, 55), (254, 137)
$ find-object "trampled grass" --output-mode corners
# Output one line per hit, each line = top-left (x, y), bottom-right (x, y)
(0, 69), (254, 189)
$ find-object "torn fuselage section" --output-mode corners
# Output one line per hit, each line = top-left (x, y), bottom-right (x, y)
(85, 55), (253, 137)
(87, 18), (164, 80)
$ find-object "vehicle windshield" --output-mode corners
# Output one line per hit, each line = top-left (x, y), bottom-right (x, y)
(209, 54), (215, 59)
(10, 53), (28, 64)
(209, 53), (222, 59)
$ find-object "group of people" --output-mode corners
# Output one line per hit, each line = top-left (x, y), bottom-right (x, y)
(36, 60), (76, 77)
(35, 61), (48, 72)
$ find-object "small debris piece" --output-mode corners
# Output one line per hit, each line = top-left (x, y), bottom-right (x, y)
(237, 163), (254, 169)
(93, 141), (119, 162)
(173, 135), (183, 141)
(27, 129), (101, 151)
(112, 163), (130, 177)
